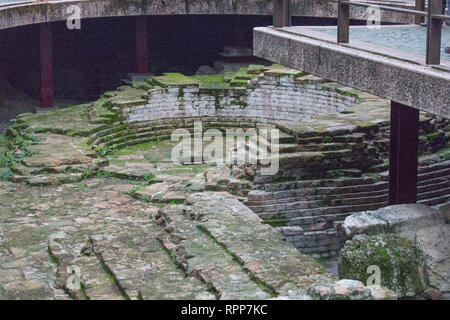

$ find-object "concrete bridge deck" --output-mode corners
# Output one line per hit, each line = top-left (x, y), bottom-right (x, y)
(254, 24), (450, 118)
(0, 0), (417, 30)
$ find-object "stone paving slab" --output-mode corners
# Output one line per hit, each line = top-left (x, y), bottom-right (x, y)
(185, 192), (334, 296)
(157, 205), (270, 300)
(0, 178), (395, 300)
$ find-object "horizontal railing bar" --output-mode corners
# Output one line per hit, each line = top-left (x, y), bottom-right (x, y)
(432, 13), (450, 21)
(331, 0), (428, 17)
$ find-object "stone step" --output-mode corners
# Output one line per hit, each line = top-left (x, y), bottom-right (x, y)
(263, 176), (382, 192)
(10, 173), (85, 186)
(418, 178), (450, 193)
(322, 187), (388, 201)
(114, 136), (171, 150)
(329, 194), (388, 207)
(88, 124), (130, 144)
(284, 213), (352, 228)
(296, 135), (328, 144)
(258, 201), (388, 220)
(418, 186), (450, 201)
(274, 150), (355, 169)
(11, 159), (108, 176)
(418, 175), (450, 187)
(297, 142), (363, 152)
(247, 199), (324, 214)
(101, 130), (173, 147)
(419, 194), (450, 206)
(418, 167), (450, 182)
(418, 159), (450, 174)
(247, 187), (388, 205)
(278, 132), (296, 144)
(332, 133), (366, 143)
(246, 142), (300, 155)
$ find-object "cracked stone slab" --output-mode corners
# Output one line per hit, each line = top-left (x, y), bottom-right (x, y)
(184, 192), (333, 296)
(157, 205), (271, 300)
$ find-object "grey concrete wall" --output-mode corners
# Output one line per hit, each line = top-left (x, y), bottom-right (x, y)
(0, 0), (414, 30)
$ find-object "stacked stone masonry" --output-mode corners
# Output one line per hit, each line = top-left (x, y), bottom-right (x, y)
(120, 75), (357, 124)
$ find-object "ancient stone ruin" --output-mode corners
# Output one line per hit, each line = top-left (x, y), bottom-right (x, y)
(1, 63), (449, 300)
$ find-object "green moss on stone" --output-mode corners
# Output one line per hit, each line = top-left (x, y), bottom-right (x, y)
(151, 73), (201, 88)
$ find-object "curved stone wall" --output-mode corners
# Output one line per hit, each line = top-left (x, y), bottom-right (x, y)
(0, 0), (415, 30)
(115, 67), (359, 125)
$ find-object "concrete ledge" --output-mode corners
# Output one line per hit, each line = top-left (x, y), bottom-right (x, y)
(0, 0), (415, 30)
(253, 26), (450, 118)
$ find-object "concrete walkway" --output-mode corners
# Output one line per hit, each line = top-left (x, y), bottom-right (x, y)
(311, 25), (450, 62)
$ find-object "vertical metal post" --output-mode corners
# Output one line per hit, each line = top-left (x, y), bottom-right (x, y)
(40, 23), (53, 108)
(426, 0), (443, 65)
(415, 0), (425, 24)
(273, 0), (290, 27)
(389, 101), (420, 205)
(136, 16), (149, 74)
(338, 0), (350, 43)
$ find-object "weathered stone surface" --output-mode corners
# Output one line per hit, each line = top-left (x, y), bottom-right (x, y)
(2, 55), (450, 300)
(343, 204), (445, 239)
(338, 234), (427, 298)
(307, 279), (396, 300)
(415, 225), (450, 295)
(157, 206), (270, 300)
(3, 178), (393, 300)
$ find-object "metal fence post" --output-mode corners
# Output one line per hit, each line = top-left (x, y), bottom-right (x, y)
(273, 0), (291, 27)
(426, 0), (443, 64)
(415, 0), (425, 24)
(338, 0), (350, 43)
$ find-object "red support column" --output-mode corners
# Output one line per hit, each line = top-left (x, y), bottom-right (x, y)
(40, 23), (53, 108)
(388, 101), (420, 205)
(232, 16), (247, 47)
(135, 16), (149, 74)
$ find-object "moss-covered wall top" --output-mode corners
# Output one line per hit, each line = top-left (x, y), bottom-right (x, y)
(101, 64), (360, 124)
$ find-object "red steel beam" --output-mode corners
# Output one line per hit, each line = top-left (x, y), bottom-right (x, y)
(389, 101), (420, 205)
(39, 22), (53, 108)
(136, 16), (149, 74)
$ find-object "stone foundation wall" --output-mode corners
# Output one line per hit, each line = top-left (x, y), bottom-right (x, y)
(120, 76), (357, 124)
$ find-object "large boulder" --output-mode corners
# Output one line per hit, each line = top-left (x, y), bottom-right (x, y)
(340, 204), (449, 299)
(338, 234), (427, 298)
(343, 204), (445, 239)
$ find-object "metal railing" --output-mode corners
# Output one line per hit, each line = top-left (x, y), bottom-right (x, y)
(273, 0), (449, 65)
